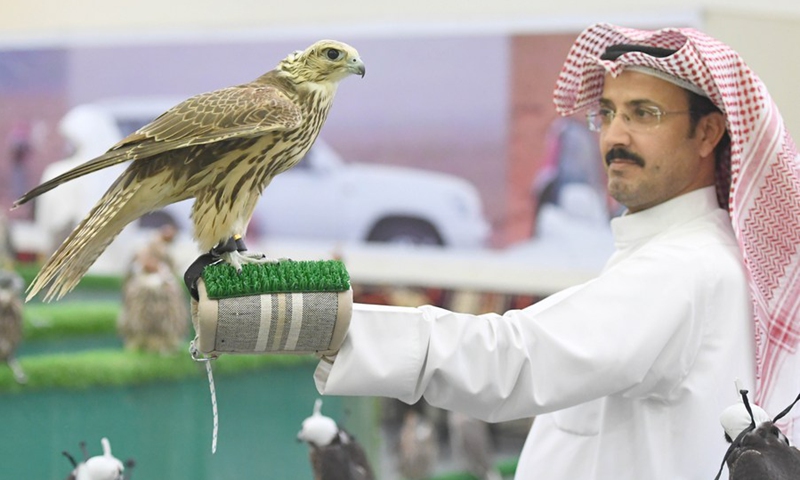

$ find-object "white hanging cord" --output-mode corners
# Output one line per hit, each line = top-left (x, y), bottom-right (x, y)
(205, 360), (218, 454)
(191, 340), (219, 454)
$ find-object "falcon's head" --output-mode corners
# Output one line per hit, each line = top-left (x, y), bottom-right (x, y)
(281, 40), (365, 84)
(297, 399), (339, 448)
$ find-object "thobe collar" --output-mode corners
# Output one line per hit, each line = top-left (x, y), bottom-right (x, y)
(610, 186), (721, 249)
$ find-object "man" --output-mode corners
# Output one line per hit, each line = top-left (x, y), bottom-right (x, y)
(313, 24), (800, 478)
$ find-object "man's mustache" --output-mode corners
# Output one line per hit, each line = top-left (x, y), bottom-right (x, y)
(605, 148), (645, 167)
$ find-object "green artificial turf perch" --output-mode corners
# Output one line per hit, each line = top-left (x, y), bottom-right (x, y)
(201, 259), (351, 300)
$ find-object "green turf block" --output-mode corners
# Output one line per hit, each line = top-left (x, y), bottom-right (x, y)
(201, 259), (350, 299)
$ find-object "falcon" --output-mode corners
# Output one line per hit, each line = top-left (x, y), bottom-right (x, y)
(716, 388), (800, 480)
(13, 39), (365, 302)
(448, 410), (501, 480)
(397, 408), (438, 480)
(297, 399), (375, 480)
(0, 269), (26, 383)
(62, 438), (133, 480)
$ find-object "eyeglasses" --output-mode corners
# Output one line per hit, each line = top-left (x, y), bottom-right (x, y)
(586, 105), (693, 133)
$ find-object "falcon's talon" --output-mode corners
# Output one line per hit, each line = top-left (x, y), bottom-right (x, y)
(221, 250), (277, 272)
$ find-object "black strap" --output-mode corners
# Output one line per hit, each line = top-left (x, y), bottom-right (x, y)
(600, 44), (678, 61)
(183, 236), (248, 301)
(772, 391), (800, 423)
(62, 451), (77, 468)
(183, 253), (221, 301)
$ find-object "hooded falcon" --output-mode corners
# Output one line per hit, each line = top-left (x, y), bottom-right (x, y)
(297, 399), (375, 480)
(13, 40), (365, 302)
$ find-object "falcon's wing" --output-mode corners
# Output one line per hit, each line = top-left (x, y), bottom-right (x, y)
(116, 84), (301, 151)
(14, 83), (301, 207)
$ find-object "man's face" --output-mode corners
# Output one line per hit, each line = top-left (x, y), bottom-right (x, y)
(598, 70), (714, 213)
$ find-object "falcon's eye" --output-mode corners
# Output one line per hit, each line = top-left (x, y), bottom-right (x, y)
(325, 48), (342, 60)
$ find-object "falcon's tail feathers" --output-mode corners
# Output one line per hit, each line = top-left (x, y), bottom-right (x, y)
(12, 149), (132, 208)
(26, 180), (140, 302)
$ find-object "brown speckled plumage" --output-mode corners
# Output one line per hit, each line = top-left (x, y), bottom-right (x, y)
(0, 269), (26, 383)
(118, 236), (188, 353)
(14, 40), (364, 302)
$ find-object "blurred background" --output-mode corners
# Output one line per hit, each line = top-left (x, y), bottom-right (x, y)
(1, 1), (799, 478)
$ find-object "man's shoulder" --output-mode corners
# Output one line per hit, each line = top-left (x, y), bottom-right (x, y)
(656, 208), (738, 250)
(636, 211), (747, 288)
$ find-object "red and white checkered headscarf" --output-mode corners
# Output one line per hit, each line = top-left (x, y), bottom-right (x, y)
(554, 23), (800, 441)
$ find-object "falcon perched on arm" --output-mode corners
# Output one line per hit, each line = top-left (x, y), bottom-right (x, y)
(14, 40), (365, 302)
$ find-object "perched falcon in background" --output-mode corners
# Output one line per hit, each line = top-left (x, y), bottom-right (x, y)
(0, 269), (26, 383)
(297, 399), (375, 480)
(62, 438), (133, 480)
(448, 410), (501, 480)
(397, 408), (439, 480)
(718, 388), (800, 480)
(14, 40), (365, 302)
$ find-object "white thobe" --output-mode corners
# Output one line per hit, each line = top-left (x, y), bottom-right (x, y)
(315, 187), (754, 479)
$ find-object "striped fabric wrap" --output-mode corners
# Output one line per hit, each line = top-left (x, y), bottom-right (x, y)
(554, 23), (800, 442)
(192, 279), (352, 357)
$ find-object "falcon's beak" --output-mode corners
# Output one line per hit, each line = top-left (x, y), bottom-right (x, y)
(349, 58), (366, 78)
